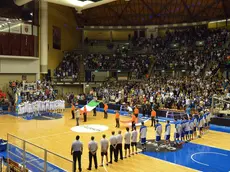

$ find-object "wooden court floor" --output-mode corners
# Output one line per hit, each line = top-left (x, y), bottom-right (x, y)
(1, 109), (230, 172)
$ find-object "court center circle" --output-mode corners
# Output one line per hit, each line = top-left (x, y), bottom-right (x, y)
(71, 124), (109, 133)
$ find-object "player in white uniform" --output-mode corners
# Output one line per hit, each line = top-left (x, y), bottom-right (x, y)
(155, 120), (162, 151)
(32, 101), (37, 115)
(124, 127), (131, 158)
(45, 100), (50, 112)
(18, 103), (24, 115)
(37, 100), (41, 113)
(41, 101), (46, 112)
(184, 118), (190, 141)
(61, 100), (65, 112)
(24, 101), (29, 114)
(131, 127), (138, 155)
(139, 122), (147, 151)
(206, 112), (211, 129)
(198, 114), (204, 137)
(193, 115), (198, 138)
(28, 102), (33, 114)
(189, 117), (194, 140)
(174, 119), (180, 141)
(164, 120), (171, 145)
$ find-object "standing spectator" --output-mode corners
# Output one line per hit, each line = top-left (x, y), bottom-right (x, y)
(87, 136), (98, 170)
(131, 127), (138, 155)
(109, 131), (118, 164)
(124, 127), (131, 158)
(71, 135), (83, 172)
(116, 131), (123, 160)
(100, 134), (109, 166)
(115, 111), (120, 128)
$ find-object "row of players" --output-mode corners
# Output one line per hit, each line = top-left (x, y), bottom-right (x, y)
(17, 100), (65, 115)
(71, 112), (211, 171)
(157, 112), (211, 146)
(137, 112), (211, 152)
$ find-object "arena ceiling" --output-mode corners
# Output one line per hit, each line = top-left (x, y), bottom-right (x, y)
(75, 0), (230, 26)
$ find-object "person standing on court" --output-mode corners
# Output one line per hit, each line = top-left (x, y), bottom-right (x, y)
(75, 107), (80, 126)
(104, 103), (108, 119)
(134, 106), (139, 118)
(87, 136), (98, 170)
(131, 114), (136, 131)
(83, 106), (87, 122)
(93, 96), (97, 116)
(140, 121), (147, 151)
(116, 131), (123, 160)
(71, 135), (83, 172)
(124, 127), (131, 158)
(109, 131), (118, 164)
(71, 102), (75, 119)
(151, 109), (156, 127)
(115, 111), (120, 128)
(131, 127), (138, 155)
(100, 134), (109, 166)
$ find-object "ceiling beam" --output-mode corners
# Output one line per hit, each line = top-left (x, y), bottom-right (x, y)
(181, 0), (195, 21)
(140, 0), (158, 18)
(114, 0), (131, 24)
(193, 0), (221, 19)
(106, 3), (133, 25)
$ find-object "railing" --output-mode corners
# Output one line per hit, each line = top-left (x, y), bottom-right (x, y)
(7, 133), (73, 172)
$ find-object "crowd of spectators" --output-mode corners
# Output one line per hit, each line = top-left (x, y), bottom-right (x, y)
(9, 79), (56, 104)
(133, 27), (229, 71)
(84, 53), (151, 79)
(54, 52), (81, 80)
(89, 27), (230, 111)
(54, 27), (230, 111)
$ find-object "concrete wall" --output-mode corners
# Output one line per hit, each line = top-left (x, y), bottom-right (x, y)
(48, 3), (82, 75)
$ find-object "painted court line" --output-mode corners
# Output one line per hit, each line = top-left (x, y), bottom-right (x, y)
(191, 152), (228, 167)
(141, 152), (198, 171)
(103, 159), (108, 172)
(27, 131), (73, 141)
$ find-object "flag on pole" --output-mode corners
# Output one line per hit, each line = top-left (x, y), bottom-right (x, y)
(80, 100), (100, 112)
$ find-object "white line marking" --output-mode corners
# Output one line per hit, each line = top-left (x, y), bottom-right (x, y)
(27, 131), (73, 140)
(191, 152), (228, 167)
(103, 159), (108, 172)
(141, 153), (198, 171)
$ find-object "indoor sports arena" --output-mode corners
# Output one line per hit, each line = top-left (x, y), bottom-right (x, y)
(1, 0), (230, 171)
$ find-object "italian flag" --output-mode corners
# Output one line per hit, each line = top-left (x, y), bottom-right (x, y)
(80, 100), (100, 112)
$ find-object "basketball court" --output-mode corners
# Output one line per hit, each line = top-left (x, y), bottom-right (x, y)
(1, 109), (230, 172)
